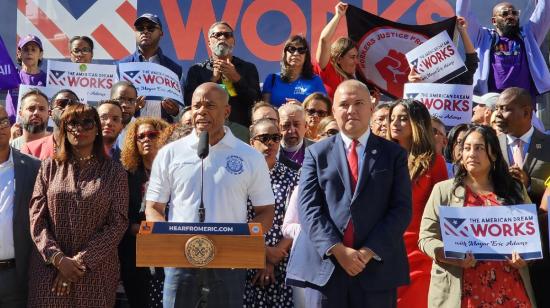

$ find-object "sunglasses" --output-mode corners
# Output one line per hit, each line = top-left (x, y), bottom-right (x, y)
(306, 108), (328, 117)
(497, 9), (520, 17)
(285, 46), (308, 54)
(66, 118), (96, 132)
(53, 98), (78, 110)
(253, 133), (282, 144)
(137, 130), (160, 142)
(322, 129), (339, 137)
(135, 25), (159, 32)
(210, 31), (234, 39)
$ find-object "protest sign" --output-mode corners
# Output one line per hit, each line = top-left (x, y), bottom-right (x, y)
(46, 60), (116, 102)
(439, 204), (542, 260)
(403, 83), (473, 126)
(118, 62), (183, 105)
(0, 36), (20, 89)
(16, 84), (87, 126)
(405, 31), (466, 83)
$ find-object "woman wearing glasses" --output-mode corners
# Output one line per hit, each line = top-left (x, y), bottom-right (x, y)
(28, 104), (128, 307)
(316, 116), (339, 139)
(69, 36), (94, 64)
(119, 117), (169, 308)
(387, 99), (448, 308)
(303, 92), (331, 141)
(262, 35), (326, 107)
(419, 125), (535, 307)
(244, 118), (300, 307)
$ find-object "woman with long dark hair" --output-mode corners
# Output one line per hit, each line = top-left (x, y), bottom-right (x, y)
(262, 35), (326, 106)
(387, 99), (448, 308)
(28, 104), (128, 307)
(419, 125), (535, 307)
(444, 123), (474, 177)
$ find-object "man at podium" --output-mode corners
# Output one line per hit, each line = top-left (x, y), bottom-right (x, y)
(145, 82), (275, 308)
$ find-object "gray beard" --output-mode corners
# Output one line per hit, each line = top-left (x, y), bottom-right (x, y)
(22, 122), (46, 134)
(212, 43), (233, 57)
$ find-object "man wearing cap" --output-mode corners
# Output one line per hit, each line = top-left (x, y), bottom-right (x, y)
(118, 13), (183, 123)
(184, 21), (261, 128)
(5, 35), (46, 125)
(471, 92), (499, 125)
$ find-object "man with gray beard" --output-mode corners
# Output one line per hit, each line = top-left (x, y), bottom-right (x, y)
(9, 89), (49, 150)
(184, 21), (261, 127)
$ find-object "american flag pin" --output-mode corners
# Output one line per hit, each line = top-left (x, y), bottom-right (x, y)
(536, 144), (542, 149)
(372, 149), (377, 155)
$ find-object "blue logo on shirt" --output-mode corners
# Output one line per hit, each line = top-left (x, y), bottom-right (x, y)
(225, 155), (244, 175)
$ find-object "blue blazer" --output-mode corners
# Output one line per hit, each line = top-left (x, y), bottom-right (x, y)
(286, 133), (412, 290)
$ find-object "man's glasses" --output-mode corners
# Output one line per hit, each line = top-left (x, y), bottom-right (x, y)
(137, 130), (160, 142)
(210, 31), (234, 39)
(497, 9), (520, 17)
(135, 25), (159, 33)
(53, 98), (78, 110)
(0, 118), (10, 129)
(252, 133), (283, 144)
(305, 108), (328, 117)
(71, 48), (92, 55)
(321, 129), (339, 137)
(66, 118), (96, 132)
(285, 46), (308, 54)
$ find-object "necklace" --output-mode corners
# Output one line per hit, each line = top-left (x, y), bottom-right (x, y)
(77, 154), (94, 161)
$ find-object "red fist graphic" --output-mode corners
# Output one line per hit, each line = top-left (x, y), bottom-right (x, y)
(375, 49), (411, 97)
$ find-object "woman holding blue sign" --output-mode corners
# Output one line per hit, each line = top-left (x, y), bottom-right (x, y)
(419, 125), (536, 307)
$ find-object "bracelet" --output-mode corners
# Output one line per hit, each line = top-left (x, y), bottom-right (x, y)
(53, 252), (64, 268)
(49, 251), (61, 265)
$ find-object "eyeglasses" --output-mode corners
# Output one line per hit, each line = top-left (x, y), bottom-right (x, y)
(210, 31), (234, 39)
(305, 108), (328, 117)
(135, 25), (159, 32)
(115, 97), (137, 105)
(285, 46), (308, 54)
(53, 98), (78, 110)
(0, 118), (9, 129)
(497, 9), (520, 17)
(137, 130), (160, 142)
(66, 118), (96, 132)
(71, 48), (92, 55)
(252, 133), (283, 144)
(99, 114), (122, 124)
(322, 129), (339, 137)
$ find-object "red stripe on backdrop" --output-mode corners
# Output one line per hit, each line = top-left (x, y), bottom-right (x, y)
(116, 1), (137, 28)
(92, 25), (131, 59)
(18, 0), (69, 57)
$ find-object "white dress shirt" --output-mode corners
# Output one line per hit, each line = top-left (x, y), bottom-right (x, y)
(0, 151), (15, 260)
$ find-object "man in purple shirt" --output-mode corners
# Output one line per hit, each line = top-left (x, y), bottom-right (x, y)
(278, 103), (314, 166)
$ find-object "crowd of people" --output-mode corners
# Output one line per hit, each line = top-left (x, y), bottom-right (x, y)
(2, 1), (550, 308)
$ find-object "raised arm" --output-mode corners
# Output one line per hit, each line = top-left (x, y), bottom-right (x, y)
(456, 0), (482, 46)
(317, 2), (348, 70)
(528, 0), (550, 46)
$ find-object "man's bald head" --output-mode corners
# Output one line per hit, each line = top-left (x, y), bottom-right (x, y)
(493, 2), (516, 16)
(193, 82), (229, 106)
(334, 79), (371, 100)
(494, 87), (532, 136)
(332, 80), (373, 139)
(191, 82), (231, 144)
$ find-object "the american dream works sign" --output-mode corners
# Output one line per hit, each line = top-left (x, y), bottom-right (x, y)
(439, 204), (542, 260)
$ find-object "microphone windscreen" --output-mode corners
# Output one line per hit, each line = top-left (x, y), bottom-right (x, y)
(197, 131), (209, 159)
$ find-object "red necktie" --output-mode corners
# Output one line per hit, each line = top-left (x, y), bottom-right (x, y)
(343, 140), (359, 247)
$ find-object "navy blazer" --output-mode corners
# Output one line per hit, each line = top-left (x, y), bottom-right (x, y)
(286, 133), (412, 290)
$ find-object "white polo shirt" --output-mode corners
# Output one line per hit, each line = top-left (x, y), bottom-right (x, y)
(146, 127), (275, 223)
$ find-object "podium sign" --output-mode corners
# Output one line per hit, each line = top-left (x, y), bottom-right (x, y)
(137, 222), (265, 269)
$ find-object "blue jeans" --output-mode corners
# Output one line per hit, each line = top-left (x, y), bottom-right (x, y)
(163, 268), (246, 308)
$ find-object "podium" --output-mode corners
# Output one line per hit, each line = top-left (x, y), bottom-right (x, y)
(136, 222), (266, 269)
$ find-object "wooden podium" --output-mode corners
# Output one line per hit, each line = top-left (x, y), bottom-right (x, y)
(136, 222), (265, 269)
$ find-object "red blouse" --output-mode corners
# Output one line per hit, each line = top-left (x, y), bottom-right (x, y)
(461, 188), (531, 308)
(313, 61), (345, 99)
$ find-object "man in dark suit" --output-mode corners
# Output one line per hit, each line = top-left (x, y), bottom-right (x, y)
(0, 106), (41, 307)
(286, 80), (412, 307)
(494, 87), (550, 307)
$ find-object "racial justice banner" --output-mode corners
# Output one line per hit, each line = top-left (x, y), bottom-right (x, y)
(0, 36), (20, 89)
(346, 5), (456, 98)
(403, 83), (473, 127)
(118, 62), (183, 105)
(46, 60), (116, 102)
(439, 204), (542, 260)
(405, 31), (466, 83)
(15, 84), (87, 125)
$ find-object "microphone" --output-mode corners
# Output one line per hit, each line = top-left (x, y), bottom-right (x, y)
(197, 131), (209, 159)
(197, 131), (209, 223)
